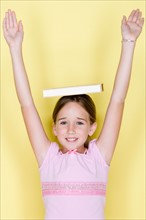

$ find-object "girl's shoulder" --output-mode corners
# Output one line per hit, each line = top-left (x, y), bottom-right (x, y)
(88, 139), (109, 168)
(39, 141), (59, 170)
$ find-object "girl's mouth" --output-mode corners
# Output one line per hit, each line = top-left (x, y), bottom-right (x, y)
(65, 138), (78, 142)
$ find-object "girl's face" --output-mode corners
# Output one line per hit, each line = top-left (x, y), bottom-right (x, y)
(53, 102), (97, 152)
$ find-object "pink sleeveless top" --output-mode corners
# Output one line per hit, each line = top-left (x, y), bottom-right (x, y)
(39, 139), (109, 219)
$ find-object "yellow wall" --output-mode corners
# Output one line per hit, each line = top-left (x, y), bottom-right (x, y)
(1, 1), (145, 219)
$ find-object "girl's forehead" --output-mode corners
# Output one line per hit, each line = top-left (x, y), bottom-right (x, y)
(57, 102), (89, 117)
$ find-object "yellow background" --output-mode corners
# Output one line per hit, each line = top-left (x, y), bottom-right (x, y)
(1, 1), (145, 219)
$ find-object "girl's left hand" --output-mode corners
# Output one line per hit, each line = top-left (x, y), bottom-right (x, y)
(121, 9), (144, 41)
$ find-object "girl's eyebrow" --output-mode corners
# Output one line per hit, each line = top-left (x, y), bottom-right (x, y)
(58, 117), (87, 122)
(58, 117), (67, 121)
(77, 117), (87, 122)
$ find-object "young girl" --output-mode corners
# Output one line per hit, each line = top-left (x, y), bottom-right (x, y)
(3, 9), (144, 220)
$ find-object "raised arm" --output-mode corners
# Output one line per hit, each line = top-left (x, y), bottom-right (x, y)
(3, 10), (51, 167)
(97, 9), (144, 165)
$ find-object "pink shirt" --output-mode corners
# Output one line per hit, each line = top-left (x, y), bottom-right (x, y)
(39, 139), (109, 219)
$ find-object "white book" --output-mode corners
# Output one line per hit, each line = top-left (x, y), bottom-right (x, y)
(43, 84), (103, 97)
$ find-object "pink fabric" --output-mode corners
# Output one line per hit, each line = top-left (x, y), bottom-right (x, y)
(39, 139), (109, 220)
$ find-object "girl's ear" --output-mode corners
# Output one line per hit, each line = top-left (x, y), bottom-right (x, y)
(88, 122), (97, 136)
(52, 123), (57, 136)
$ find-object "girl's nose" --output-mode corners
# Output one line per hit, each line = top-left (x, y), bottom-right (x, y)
(67, 123), (76, 134)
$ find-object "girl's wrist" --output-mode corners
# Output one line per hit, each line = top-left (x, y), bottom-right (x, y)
(121, 38), (136, 50)
(121, 40), (136, 55)
(121, 38), (136, 44)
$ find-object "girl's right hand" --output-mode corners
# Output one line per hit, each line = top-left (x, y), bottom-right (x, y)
(3, 9), (23, 48)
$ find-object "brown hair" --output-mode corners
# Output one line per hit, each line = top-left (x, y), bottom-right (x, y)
(52, 94), (96, 148)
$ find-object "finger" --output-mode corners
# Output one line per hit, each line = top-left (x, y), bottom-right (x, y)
(12, 11), (17, 27)
(122, 16), (127, 25)
(136, 12), (142, 25)
(128, 10), (135, 22)
(137, 11), (142, 21)
(138, 17), (144, 28)
(18, 20), (23, 32)
(5, 12), (9, 30)
(132, 9), (140, 22)
(3, 17), (8, 34)
(8, 9), (13, 28)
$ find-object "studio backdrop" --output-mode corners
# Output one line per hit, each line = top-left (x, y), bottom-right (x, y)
(1, 1), (145, 219)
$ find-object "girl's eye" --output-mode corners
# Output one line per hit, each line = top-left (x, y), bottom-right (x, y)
(76, 121), (84, 125)
(60, 121), (67, 125)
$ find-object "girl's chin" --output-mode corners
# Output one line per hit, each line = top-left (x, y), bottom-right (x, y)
(58, 139), (86, 151)
(61, 144), (85, 153)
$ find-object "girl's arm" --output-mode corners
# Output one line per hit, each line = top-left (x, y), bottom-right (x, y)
(97, 9), (144, 165)
(3, 10), (51, 167)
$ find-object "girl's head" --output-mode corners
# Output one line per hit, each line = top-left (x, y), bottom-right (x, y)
(52, 94), (97, 151)
(53, 94), (96, 124)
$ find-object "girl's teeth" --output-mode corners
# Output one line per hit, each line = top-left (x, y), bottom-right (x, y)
(66, 138), (77, 142)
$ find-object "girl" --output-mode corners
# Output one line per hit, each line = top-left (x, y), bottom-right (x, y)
(3, 9), (144, 220)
